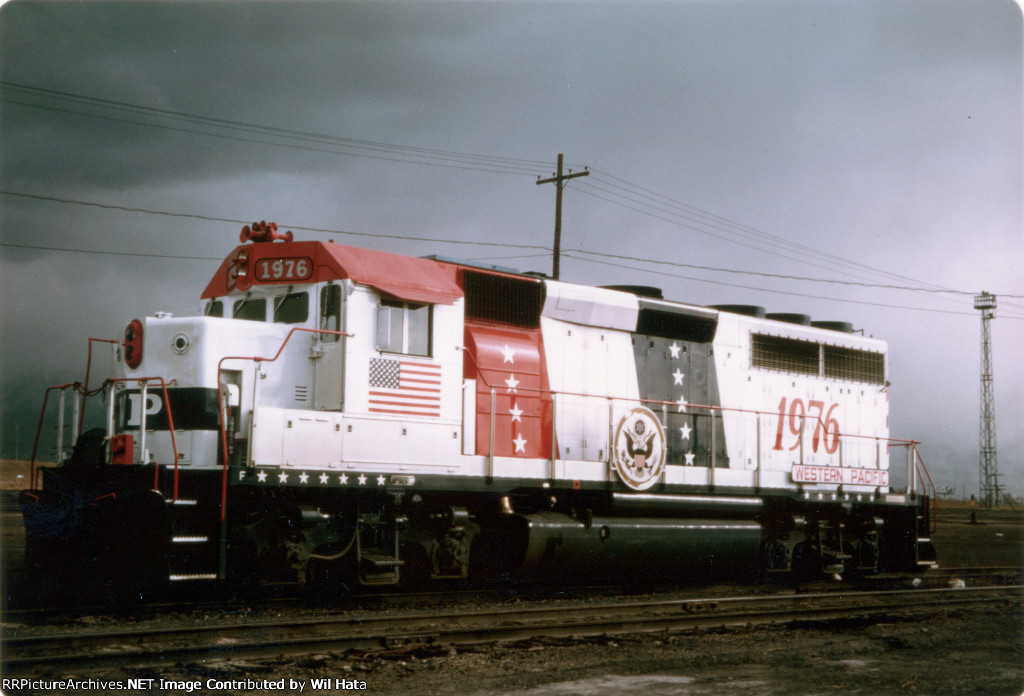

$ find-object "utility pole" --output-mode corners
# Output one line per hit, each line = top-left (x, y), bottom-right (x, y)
(536, 153), (588, 280)
(974, 291), (1002, 508)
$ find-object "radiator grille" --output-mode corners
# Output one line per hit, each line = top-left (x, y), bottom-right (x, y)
(463, 271), (543, 327)
(823, 345), (886, 384)
(751, 334), (819, 376)
(751, 334), (885, 385)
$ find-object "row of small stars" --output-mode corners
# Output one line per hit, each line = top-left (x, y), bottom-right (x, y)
(803, 491), (869, 502)
(672, 342), (693, 467)
(671, 341), (694, 461)
(503, 345), (528, 453)
(254, 470), (388, 486)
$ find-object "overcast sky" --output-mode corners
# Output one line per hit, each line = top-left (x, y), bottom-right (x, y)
(1, 0), (1021, 499)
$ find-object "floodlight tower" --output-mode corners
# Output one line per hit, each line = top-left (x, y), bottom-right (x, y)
(974, 291), (1001, 508)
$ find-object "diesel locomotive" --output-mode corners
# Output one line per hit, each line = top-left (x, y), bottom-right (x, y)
(21, 221), (937, 597)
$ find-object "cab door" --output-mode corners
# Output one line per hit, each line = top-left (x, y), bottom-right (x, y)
(314, 283), (345, 411)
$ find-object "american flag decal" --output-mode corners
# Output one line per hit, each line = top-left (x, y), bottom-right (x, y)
(368, 358), (442, 417)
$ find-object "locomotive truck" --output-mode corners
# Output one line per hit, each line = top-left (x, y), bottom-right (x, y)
(21, 221), (937, 598)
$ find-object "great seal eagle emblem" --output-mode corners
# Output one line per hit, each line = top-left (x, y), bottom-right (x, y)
(612, 407), (667, 490)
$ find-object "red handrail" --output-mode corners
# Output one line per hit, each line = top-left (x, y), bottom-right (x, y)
(105, 377), (180, 499)
(29, 382), (80, 489)
(913, 448), (938, 534)
(79, 338), (119, 434)
(216, 327), (350, 520)
(29, 377), (181, 499)
(461, 346), (920, 469)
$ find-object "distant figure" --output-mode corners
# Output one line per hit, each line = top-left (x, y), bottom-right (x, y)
(969, 495), (978, 524)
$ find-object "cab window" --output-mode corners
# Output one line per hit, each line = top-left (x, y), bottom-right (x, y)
(376, 300), (431, 356)
(205, 300), (224, 317)
(233, 297), (266, 322)
(320, 284), (342, 343)
(274, 291), (309, 324)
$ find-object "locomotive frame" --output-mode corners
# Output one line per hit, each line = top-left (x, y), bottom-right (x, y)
(21, 221), (937, 599)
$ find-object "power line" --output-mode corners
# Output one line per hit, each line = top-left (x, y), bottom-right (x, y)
(573, 181), (898, 286)
(0, 241), (223, 261)
(584, 168), (963, 294)
(0, 81), (554, 176)
(3, 81), (1019, 303)
(0, 96), (537, 176)
(577, 175), (966, 298)
(0, 190), (551, 252)
(572, 249), (987, 296)
(0, 81), (554, 170)
(4, 189), (1022, 304)
(6, 234), (1008, 319)
(563, 253), (1024, 319)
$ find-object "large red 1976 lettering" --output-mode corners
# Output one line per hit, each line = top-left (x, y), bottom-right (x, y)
(773, 397), (840, 454)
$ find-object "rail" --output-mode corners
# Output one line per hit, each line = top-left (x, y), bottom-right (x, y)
(29, 331), (935, 521)
(5, 585), (1020, 675)
(105, 377), (181, 498)
(914, 447), (939, 533)
(216, 326), (350, 521)
(29, 377), (182, 498)
(29, 382), (81, 490)
(462, 346), (931, 500)
(78, 337), (119, 435)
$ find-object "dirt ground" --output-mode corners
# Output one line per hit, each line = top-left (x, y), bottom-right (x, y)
(0, 460), (37, 491)
(5, 592), (1022, 696)
(277, 605), (1022, 696)
(2, 458), (1022, 695)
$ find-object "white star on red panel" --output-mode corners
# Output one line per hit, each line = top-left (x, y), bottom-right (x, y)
(502, 344), (516, 363)
(513, 434), (528, 453)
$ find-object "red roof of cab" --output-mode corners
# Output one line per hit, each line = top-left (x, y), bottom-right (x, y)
(201, 239), (463, 305)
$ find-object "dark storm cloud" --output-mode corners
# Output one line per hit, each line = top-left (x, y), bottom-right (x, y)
(0, 1), (530, 189)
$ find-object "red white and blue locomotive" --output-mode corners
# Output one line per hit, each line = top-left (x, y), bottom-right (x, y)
(22, 221), (937, 597)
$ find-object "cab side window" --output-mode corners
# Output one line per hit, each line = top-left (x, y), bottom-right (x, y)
(376, 300), (431, 356)
(320, 284), (342, 342)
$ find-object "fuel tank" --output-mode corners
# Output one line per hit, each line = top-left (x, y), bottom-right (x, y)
(483, 511), (763, 580)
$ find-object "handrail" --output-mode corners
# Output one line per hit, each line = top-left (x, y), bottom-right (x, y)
(459, 352), (920, 479)
(913, 447), (939, 534)
(104, 377), (180, 499)
(216, 326), (350, 521)
(29, 382), (80, 489)
(29, 377), (180, 499)
(78, 337), (119, 436)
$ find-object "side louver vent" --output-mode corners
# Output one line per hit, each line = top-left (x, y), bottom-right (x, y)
(751, 334), (885, 385)
(462, 270), (543, 327)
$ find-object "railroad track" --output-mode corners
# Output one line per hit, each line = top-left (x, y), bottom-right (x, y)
(4, 581), (1021, 676)
(4, 564), (1019, 626)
